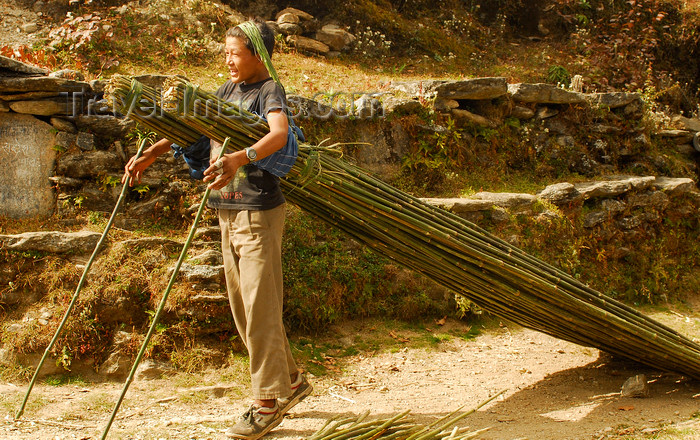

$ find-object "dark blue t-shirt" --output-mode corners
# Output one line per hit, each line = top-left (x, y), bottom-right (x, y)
(206, 78), (287, 211)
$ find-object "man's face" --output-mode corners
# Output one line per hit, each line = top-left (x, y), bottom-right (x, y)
(224, 36), (264, 84)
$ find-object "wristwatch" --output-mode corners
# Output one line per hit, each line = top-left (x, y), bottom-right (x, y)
(245, 147), (257, 162)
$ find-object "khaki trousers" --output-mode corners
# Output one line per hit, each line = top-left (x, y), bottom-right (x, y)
(219, 204), (297, 400)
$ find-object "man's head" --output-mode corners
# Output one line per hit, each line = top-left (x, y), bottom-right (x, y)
(224, 19), (275, 84)
(226, 18), (275, 60)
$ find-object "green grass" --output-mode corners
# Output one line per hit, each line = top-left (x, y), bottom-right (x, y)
(0, 391), (50, 417)
(60, 391), (113, 421)
(288, 317), (493, 376)
(44, 374), (88, 387)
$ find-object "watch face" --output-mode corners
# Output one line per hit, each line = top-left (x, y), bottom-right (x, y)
(247, 148), (257, 161)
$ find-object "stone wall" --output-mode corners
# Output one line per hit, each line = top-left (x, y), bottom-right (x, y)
(1, 55), (699, 222)
(0, 55), (135, 218)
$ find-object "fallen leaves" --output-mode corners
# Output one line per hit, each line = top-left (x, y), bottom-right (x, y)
(310, 354), (341, 373)
(389, 331), (409, 343)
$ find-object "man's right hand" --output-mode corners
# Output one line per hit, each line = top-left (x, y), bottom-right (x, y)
(122, 151), (157, 186)
(121, 138), (173, 186)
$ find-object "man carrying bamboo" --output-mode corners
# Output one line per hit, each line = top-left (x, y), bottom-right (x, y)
(122, 18), (311, 440)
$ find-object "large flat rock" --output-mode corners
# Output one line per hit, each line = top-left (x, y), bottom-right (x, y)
(0, 230), (101, 253)
(574, 176), (656, 200)
(435, 77), (508, 100)
(508, 83), (586, 104)
(0, 55), (48, 77)
(0, 113), (56, 218)
(0, 76), (89, 93)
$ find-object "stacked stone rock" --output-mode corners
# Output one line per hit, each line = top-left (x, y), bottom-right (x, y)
(0, 57), (195, 220)
(268, 7), (356, 57)
(0, 55), (126, 218)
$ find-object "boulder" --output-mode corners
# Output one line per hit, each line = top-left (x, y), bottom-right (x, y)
(671, 115), (700, 132)
(194, 225), (221, 241)
(621, 374), (649, 398)
(0, 76), (89, 93)
(99, 351), (131, 379)
(353, 94), (383, 118)
(508, 83), (586, 104)
(56, 150), (120, 178)
(585, 92), (641, 109)
(0, 91), (60, 101)
(511, 105), (534, 120)
(658, 129), (694, 144)
(381, 96), (423, 114)
(71, 184), (119, 212)
(173, 263), (225, 284)
(0, 230), (101, 254)
(278, 23), (303, 36)
(135, 359), (174, 381)
(49, 69), (85, 81)
(0, 55), (48, 76)
(50, 116), (77, 133)
(574, 176), (656, 200)
(300, 18), (321, 34)
(316, 25), (355, 51)
(421, 198), (495, 213)
(388, 80), (446, 99)
(535, 106), (559, 119)
(127, 194), (171, 217)
(275, 7), (314, 21)
(49, 175), (83, 189)
(75, 115), (135, 139)
(286, 35), (330, 55)
(451, 108), (495, 127)
(0, 113), (57, 218)
(538, 182), (579, 205)
(89, 79), (107, 94)
(601, 199), (626, 214)
(190, 249), (223, 266)
(618, 215), (643, 230)
(653, 176), (696, 195)
(55, 131), (76, 150)
(118, 236), (182, 251)
(9, 98), (72, 116)
(433, 98), (459, 112)
(471, 192), (538, 213)
(628, 191), (670, 211)
(590, 124), (621, 135)
(21, 22), (39, 33)
(75, 131), (95, 151)
(277, 12), (300, 24)
(435, 77), (508, 101)
(583, 211), (607, 228)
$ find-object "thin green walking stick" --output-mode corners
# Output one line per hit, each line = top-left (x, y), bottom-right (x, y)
(99, 137), (230, 440)
(15, 136), (152, 420)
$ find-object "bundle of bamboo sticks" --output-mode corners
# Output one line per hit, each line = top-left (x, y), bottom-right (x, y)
(306, 391), (503, 440)
(106, 75), (700, 379)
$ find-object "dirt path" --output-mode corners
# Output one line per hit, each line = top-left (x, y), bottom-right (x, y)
(2, 317), (699, 440)
(0, 0), (47, 49)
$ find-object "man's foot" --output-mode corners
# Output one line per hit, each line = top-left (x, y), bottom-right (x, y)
(278, 373), (313, 414)
(225, 402), (283, 440)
